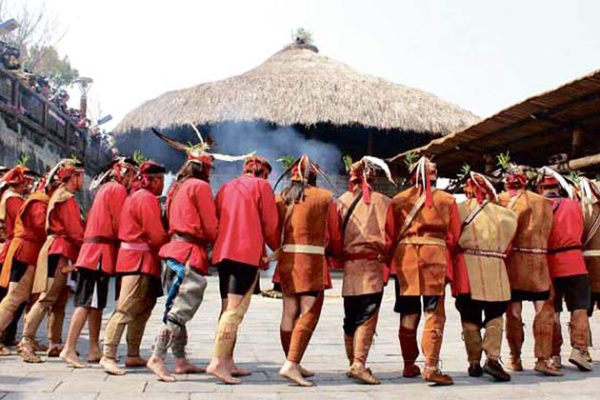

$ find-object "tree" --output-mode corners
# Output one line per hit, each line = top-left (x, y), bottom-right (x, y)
(25, 45), (79, 88)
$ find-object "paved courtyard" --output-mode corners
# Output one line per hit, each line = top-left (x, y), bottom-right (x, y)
(1, 275), (600, 400)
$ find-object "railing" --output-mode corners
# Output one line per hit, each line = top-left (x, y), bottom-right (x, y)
(0, 66), (87, 157)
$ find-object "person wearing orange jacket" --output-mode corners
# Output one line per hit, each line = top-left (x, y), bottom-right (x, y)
(100, 160), (168, 376)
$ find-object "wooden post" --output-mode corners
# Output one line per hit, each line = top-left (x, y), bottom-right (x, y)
(557, 152), (600, 172)
(571, 127), (585, 157)
(484, 153), (495, 175)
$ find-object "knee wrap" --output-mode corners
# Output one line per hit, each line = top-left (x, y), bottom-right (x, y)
(505, 313), (524, 358)
(288, 292), (324, 363)
(353, 310), (379, 365)
(461, 323), (483, 363)
(482, 316), (503, 360)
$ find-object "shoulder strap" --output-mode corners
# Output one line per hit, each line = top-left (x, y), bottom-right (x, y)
(552, 197), (563, 214)
(400, 192), (427, 237)
(461, 200), (489, 232)
(341, 192), (363, 237)
(507, 191), (523, 211)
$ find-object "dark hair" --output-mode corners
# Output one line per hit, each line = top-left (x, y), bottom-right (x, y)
(178, 161), (209, 182)
(281, 173), (317, 205)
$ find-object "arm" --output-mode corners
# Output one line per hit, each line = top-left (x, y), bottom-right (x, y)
(384, 203), (397, 262)
(445, 201), (461, 283)
(259, 181), (281, 251)
(110, 186), (127, 237)
(141, 195), (168, 249)
(197, 183), (219, 243)
(326, 201), (343, 258)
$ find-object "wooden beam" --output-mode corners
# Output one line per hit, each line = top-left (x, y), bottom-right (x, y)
(556, 153), (600, 172)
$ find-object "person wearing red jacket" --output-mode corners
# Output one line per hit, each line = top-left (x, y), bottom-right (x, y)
(206, 156), (279, 385)
(146, 152), (218, 382)
(60, 157), (137, 368)
(537, 168), (592, 372)
(0, 165), (35, 355)
(100, 160), (168, 376)
(18, 158), (85, 363)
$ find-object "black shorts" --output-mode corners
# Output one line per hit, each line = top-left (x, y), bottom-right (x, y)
(511, 289), (550, 302)
(394, 277), (440, 314)
(553, 274), (591, 312)
(343, 292), (383, 335)
(48, 254), (61, 277)
(589, 292), (600, 316)
(74, 268), (110, 309)
(218, 259), (258, 299)
(9, 260), (28, 282)
(455, 294), (508, 327)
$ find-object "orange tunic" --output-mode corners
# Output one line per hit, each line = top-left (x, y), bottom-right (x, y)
(498, 190), (553, 293)
(582, 202), (600, 292)
(385, 187), (460, 296)
(0, 191), (24, 264)
(276, 186), (342, 295)
(337, 190), (391, 297)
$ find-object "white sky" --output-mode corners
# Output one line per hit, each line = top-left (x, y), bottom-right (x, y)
(20, 0), (600, 131)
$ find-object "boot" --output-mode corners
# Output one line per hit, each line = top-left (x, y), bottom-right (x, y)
(483, 359), (511, 382)
(462, 325), (483, 377)
(422, 367), (453, 386)
(399, 326), (420, 378)
(505, 314), (524, 371)
(534, 359), (564, 376)
(568, 348), (592, 372)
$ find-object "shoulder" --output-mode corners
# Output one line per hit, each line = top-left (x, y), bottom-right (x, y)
(309, 186), (333, 202)
(371, 191), (392, 206)
(101, 181), (126, 197)
(392, 186), (417, 203)
(434, 189), (456, 205)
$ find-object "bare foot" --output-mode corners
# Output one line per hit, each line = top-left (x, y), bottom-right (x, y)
(300, 365), (315, 378)
(60, 348), (88, 368)
(174, 358), (206, 374)
(279, 362), (314, 387)
(207, 361), (241, 384)
(87, 346), (102, 363)
(125, 356), (147, 368)
(147, 355), (176, 382)
(100, 357), (126, 376)
(0, 344), (10, 356)
(232, 367), (252, 377)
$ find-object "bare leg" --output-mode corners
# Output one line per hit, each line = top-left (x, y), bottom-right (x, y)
(60, 306), (89, 368)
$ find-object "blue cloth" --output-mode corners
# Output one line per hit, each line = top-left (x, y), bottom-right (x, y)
(163, 258), (186, 323)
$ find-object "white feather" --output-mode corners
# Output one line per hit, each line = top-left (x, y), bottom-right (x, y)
(89, 169), (112, 192)
(541, 167), (574, 199)
(188, 122), (205, 144)
(362, 156), (395, 184)
(470, 172), (497, 202)
(212, 151), (256, 162)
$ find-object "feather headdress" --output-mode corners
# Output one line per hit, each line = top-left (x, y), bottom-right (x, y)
(347, 155), (395, 204)
(537, 166), (574, 199)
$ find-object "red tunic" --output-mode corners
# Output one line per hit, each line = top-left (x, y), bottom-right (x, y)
(13, 194), (48, 266)
(116, 188), (168, 279)
(212, 175), (280, 268)
(159, 178), (218, 275)
(0, 196), (24, 263)
(47, 191), (84, 263)
(76, 181), (127, 275)
(547, 196), (587, 278)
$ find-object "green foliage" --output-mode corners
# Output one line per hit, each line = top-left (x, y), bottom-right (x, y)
(566, 171), (581, 184)
(17, 154), (29, 166)
(292, 27), (313, 45)
(496, 151), (511, 170)
(25, 46), (79, 89)
(403, 151), (419, 169)
(342, 154), (353, 172)
(277, 155), (296, 170)
(132, 151), (148, 166)
(457, 163), (471, 182)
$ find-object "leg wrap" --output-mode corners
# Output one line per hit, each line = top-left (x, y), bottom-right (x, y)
(461, 322), (483, 363)
(48, 284), (70, 343)
(0, 266), (34, 332)
(569, 311), (590, 351)
(23, 271), (67, 340)
(103, 311), (127, 359)
(482, 316), (503, 361)
(505, 312), (524, 359)
(421, 297), (446, 368)
(169, 322), (188, 359)
(288, 292), (324, 363)
(212, 275), (256, 358)
(533, 303), (554, 360)
(126, 305), (154, 357)
(280, 329), (292, 356)
(344, 334), (354, 364)
(399, 325), (419, 365)
(153, 325), (173, 358)
(552, 319), (563, 357)
(353, 309), (379, 365)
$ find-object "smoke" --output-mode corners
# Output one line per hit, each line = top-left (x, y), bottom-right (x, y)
(207, 121), (343, 192)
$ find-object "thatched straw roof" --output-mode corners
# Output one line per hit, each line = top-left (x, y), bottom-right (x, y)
(115, 43), (478, 134)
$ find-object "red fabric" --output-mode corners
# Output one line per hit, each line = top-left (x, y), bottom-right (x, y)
(212, 175), (279, 268)
(13, 198), (48, 266)
(547, 197), (587, 278)
(48, 196), (84, 262)
(76, 181), (127, 275)
(324, 201), (343, 289)
(451, 253), (470, 296)
(0, 196), (24, 263)
(159, 178), (218, 275)
(116, 188), (168, 278)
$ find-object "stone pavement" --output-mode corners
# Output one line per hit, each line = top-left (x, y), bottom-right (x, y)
(1, 275), (600, 400)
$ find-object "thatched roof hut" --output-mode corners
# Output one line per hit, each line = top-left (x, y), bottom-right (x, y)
(115, 38), (478, 193)
(116, 42), (478, 135)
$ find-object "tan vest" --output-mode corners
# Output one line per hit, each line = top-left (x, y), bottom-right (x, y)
(582, 201), (600, 292)
(458, 199), (517, 301)
(277, 186), (333, 295)
(498, 190), (553, 293)
(337, 190), (391, 297)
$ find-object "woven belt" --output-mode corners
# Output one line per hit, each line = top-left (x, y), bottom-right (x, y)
(84, 236), (118, 245)
(400, 236), (447, 248)
(583, 250), (600, 257)
(341, 252), (384, 261)
(547, 245), (581, 255)
(282, 244), (325, 255)
(121, 242), (151, 252)
(171, 233), (207, 247)
(512, 247), (548, 255)
(461, 248), (506, 259)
